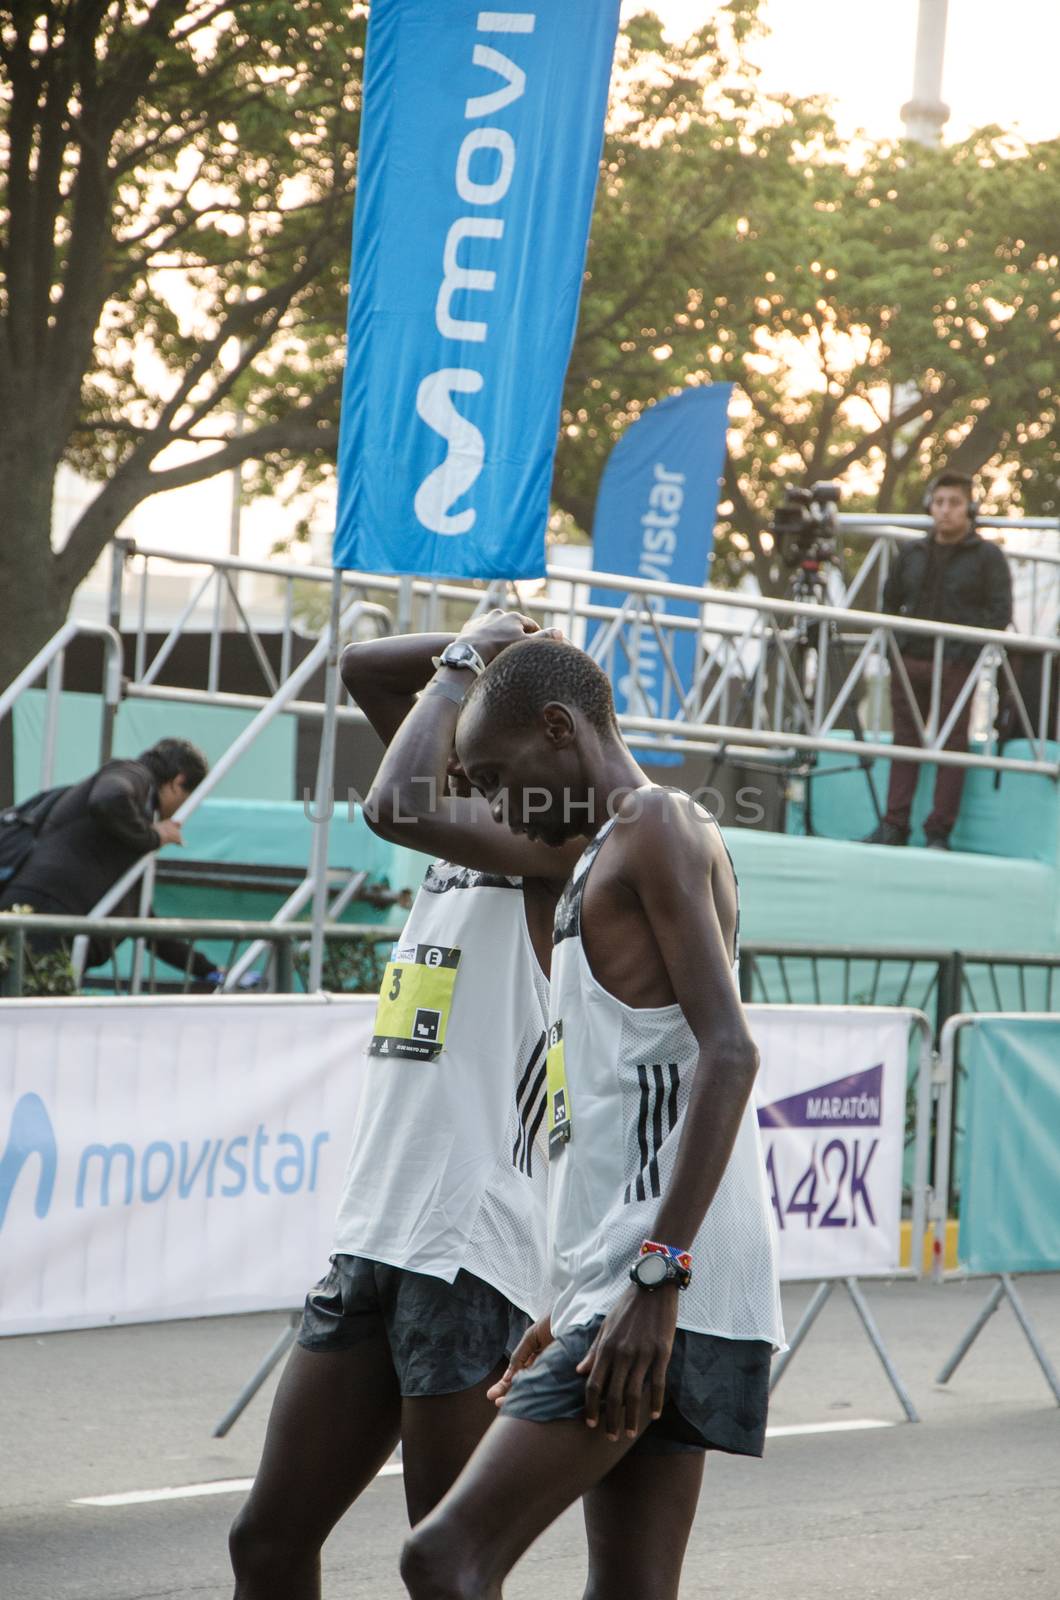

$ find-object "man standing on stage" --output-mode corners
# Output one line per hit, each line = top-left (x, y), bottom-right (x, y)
(866, 472), (1012, 850)
(400, 636), (783, 1600)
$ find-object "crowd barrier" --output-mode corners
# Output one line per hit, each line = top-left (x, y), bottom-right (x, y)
(0, 995), (370, 1336)
(932, 1013), (1060, 1406)
(0, 999), (932, 1424)
(751, 1006), (932, 1422)
(8, 999), (1057, 1424)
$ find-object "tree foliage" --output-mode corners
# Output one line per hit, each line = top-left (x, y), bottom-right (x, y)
(0, 0), (363, 683)
(556, 7), (1060, 590)
(1, 0), (1057, 688)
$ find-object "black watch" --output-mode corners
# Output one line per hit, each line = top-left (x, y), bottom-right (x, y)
(432, 640), (487, 677)
(629, 1252), (691, 1292)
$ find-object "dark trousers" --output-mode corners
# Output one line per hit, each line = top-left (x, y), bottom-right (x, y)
(885, 656), (974, 839)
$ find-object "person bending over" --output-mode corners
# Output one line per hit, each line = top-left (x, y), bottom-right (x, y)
(0, 738), (216, 987)
(400, 636), (783, 1600)
(229, 614), (584, 1600)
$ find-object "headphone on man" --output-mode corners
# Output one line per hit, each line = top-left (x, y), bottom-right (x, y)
(922, 471), (979, 523)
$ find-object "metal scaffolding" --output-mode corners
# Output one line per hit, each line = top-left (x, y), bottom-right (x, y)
(3, 513), (1058, 990)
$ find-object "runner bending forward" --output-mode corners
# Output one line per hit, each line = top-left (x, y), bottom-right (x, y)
(230, 617), (583, 1599)
(401, 635), (784, 1600)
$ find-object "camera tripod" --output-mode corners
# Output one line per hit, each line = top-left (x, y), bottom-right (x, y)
(705, 553), (882, 837)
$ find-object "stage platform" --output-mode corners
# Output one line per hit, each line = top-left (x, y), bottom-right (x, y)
(148, 786), (1059, 962)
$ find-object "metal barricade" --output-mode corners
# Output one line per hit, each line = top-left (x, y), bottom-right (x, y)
(931, 1013), (1060, 1406)
(0, 912), (392, 998)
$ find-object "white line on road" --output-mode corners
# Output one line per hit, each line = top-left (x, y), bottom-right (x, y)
(74, 1462), (404, 1508)
(73, 1419), (894, 1509)
(766, 1418), (896, 1438)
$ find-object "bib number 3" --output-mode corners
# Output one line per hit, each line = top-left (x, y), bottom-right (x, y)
(371, 944), (461, 1060)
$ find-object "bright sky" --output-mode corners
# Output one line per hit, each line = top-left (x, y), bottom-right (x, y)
(633, 0), (1060, 142)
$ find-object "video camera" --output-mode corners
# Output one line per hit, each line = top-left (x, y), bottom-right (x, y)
(769, 481), (842, 576)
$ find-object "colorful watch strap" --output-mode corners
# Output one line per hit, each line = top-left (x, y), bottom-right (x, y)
(639, 1239), (693, 1274)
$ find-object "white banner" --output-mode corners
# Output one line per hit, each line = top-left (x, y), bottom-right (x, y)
(0, 1000), (914, 1335)
(0, 995), (376, 1336)
(747, 1006), (911, 1281)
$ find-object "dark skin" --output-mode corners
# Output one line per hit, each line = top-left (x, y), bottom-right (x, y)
(361, 612), (586, 962)
(399, 640), (759, 1600)
(229, 620), (577, 1600)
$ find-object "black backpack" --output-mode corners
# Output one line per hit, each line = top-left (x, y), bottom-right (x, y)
(0, 785), (70, 888)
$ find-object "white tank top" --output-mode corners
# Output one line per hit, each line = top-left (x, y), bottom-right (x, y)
(333, 861), (550, 1317)
(546, 810), (784, 1347)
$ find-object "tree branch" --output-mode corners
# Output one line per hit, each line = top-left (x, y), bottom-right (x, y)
(576, 185), (738, 350)
(824, 387), (947, 479)
(943, 403), (1007, 478)
(55, 390), (341, 596)
(134, 243), (328, 451)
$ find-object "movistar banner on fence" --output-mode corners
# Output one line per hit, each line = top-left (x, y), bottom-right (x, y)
(1, 998), (916, 1335)
(333, 2), (620, 580)
(0, 997), (374, 1335)
(587, 385), (731, 742)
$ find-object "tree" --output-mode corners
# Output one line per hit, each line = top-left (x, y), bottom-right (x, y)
(0, 0), (364, 687)
(3, 1), (1056, 694)
(556, 13), (1060, 591)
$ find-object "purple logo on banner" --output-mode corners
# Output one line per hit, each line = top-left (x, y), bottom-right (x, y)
(757, 1064), (883, 1129)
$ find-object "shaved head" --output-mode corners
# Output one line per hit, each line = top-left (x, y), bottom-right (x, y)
(461, 637), (617, 738)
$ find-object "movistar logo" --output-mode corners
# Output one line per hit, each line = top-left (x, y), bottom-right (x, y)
(415, 11), (534, 535)
(0, 1090), (331, 1235)
(0, 1092), (58, 1230)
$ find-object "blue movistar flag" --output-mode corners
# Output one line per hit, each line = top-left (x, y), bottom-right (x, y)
(587, 385), (732, 752)
(333, 2), (620, 580)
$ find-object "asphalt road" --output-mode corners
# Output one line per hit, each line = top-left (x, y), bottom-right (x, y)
(2, 1277), (1058, 1600)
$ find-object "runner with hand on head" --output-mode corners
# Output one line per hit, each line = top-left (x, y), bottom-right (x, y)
(229, 613), (585, 1600)
(400, 631), (784, 1600)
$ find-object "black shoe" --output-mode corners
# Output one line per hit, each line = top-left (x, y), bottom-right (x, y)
(862, 822), (909, 846)
(925, 833), (950, 851)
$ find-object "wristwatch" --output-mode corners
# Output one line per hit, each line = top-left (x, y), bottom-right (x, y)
(629, 1240), (693, 1292)
(432, 640), (487, 677)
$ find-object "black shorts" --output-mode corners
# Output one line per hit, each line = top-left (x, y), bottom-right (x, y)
(501, 1316), (772, 1457)
(297, 1254), (531, 1398)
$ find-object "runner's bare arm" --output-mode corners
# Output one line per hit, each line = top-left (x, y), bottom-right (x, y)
(578, 791), (759, 1439)
(340, 633), (456, 746)
(365, 613), (584, 882)
(629, 794), (759, 1246)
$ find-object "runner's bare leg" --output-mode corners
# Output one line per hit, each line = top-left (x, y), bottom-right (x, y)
(581, 1447), (705, 1600)
(400, 1394), (700, 1600)
(230, 1338), (401, 1600)
(400, 1360), (508, 1526)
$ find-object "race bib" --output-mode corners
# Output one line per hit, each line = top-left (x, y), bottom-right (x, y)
(546, 1019), (572, 1151)
(370, 943), (461, 1060)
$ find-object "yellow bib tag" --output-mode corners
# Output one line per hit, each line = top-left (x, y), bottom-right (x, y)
(370, 943), (461, 1060)
(546, 1019), (572, 1151)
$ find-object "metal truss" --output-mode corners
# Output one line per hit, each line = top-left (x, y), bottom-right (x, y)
(3, 517), (1058, 997)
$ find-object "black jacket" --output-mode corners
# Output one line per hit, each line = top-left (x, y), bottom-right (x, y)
(882, 530), (1013, 662)
(6, 759), (212, 976)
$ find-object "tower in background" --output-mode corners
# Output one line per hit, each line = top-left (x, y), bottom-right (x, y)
(901, 0), (951, 145)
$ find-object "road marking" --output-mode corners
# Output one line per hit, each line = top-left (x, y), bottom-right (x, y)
(74, 1463), (404, 1508)
(766, 1418), (895, 1438)
(73, 1422), (893, 1506)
